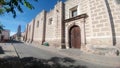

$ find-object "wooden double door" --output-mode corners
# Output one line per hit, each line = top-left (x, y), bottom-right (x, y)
(69, 26), (81, 48)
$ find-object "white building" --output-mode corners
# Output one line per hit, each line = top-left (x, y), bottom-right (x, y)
(24, 0), (120, 56)
(0, 29), (10, 42)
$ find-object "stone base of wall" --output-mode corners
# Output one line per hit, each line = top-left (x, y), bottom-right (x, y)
(83, 37), (120, 56)
(26, 39), (32, 43)
(45, 40), (62, 49)
(116, 38), (120, 48)
(32, 41), (42, 45)
(81, 44), (87, 51)
(85, 44), (120, 56)
(90, 38), (113, 45)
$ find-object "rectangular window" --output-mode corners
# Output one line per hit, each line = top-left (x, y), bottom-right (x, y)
(48, 18), (53, 25)
(70, 6), (78, 18)
(72, 10), (77, 17)
(37, 21), (39, 27)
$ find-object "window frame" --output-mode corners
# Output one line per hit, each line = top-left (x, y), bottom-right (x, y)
(36, 20), (39, 28)
(72, 9), (77, 17)
(48, 18), (53, 25)
(69, 6), (78, 18)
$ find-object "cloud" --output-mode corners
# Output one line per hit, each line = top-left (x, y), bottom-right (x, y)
(10, 31), (16, 36)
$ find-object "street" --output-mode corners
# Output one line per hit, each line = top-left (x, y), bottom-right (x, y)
(13, 43), (64, 59)
(0, 40), (120, 68)
(11, 43), (118, 68)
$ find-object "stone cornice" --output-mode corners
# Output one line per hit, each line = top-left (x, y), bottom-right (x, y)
(64, 14), (88, 23)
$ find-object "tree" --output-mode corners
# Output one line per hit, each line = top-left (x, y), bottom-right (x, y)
(0, 22), (4, 34)
(0, 0), (38, 18)
(0, 0), (38, 33)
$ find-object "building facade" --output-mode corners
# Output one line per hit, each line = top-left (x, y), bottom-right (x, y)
(24, 0), (120, 54)
(0, 29), (10, 42)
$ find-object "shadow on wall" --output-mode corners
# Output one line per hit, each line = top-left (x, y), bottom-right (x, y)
(105, 0), (116, 45)
(0, 46), (4, 54)
(0, 57), (87, 68)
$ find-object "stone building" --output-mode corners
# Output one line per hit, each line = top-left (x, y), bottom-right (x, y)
(24, 0), (120, 55)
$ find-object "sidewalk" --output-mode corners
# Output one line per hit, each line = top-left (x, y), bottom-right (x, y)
(0, 43), (18, 58)
(27, 43), (120, 67)
(60, 49), (120, 66)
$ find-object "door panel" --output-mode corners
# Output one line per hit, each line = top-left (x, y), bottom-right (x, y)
(70, 26), (81, 48)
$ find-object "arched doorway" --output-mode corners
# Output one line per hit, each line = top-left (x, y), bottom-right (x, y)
(69, 25), (81, 48)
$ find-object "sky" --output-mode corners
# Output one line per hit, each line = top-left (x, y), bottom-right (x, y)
(0, 0), (66, 36)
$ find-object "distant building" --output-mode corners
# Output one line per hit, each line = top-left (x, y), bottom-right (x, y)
(11, 31), (25, 42)
(16, 25), (21, 41)
(0, 29), (10, 42)
(21, 32), (25, 42)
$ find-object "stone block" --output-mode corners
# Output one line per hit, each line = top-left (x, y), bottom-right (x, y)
(94, 8), (101, 12)
(100, 19), (108, 22)
(92, 21), (98, 24)
(105, 23), (109, 26)
(93, 29), (100, 32)
(97, 33), (105, 36)
(117, 28), (120, 31)
(99, 11), (106, 15)
(115, 20), (120, 23)
(106, 32), (111, 35)
(90, 38), (112, 45)
(96, 24), (103, 27)
(101, 28), (110, 31)
(95, 16), (102, 20)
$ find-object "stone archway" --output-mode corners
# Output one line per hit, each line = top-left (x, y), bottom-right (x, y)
(69, 25), (81, 48)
